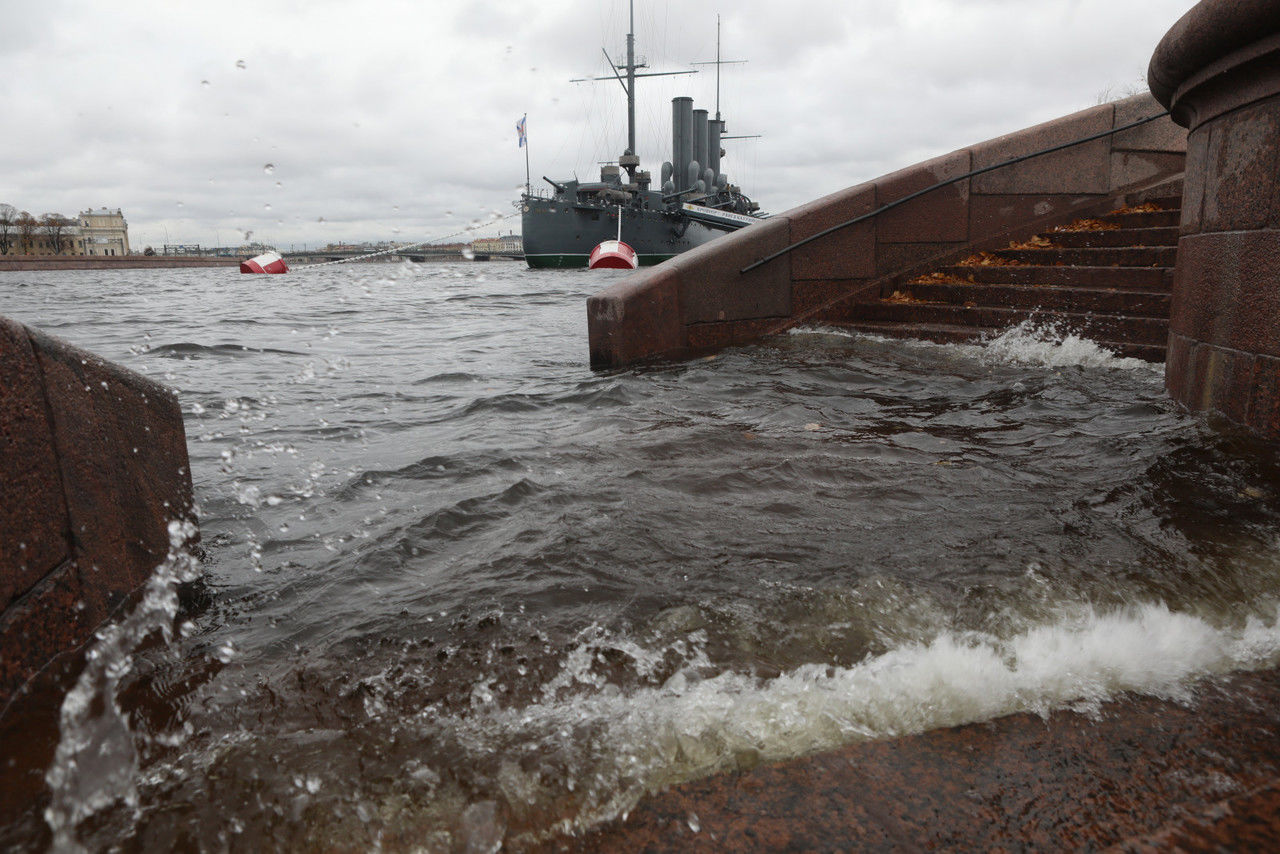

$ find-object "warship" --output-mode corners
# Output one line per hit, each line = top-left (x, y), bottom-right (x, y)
(520, 4), (764, 269)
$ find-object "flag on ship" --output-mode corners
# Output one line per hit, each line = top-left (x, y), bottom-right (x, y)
(516, 115), (526, 148)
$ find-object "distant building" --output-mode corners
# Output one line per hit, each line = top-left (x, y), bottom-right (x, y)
(78, 207), (130, 256)
(1, 206), (131, 256)
(471, 232), (523, 255)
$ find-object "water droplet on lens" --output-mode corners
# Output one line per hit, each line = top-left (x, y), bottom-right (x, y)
(201, 79), (211, 87)
(235, 59), (247, 69)
(176, 201), (184, 208)
(264, 203), (271, 211)
(687, 812), (701, 833)
(462, 246), (475, 260)
(263, 163), (275, 175)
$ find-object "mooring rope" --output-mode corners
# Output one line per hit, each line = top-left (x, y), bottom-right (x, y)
(289, 211), (522, 271)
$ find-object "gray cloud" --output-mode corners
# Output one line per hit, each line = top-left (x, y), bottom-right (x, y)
(0, 0), (1195, 252)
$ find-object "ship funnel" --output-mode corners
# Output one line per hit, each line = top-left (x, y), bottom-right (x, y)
(693, 109), (709, 188)
(672, 96), (693, 192)
(707, 118), (724, 184)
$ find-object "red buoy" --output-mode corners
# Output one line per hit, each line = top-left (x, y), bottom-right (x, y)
(239, 251), (289, 274)
(588, 239), (638, 270)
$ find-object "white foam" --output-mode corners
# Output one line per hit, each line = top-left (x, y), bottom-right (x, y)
(452, 600), (1280, 839)
(790, 321), (1159, 372)
(976, 320), (1155, 371)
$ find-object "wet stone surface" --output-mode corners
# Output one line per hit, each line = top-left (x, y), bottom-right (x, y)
(545, 667), (1280, 851)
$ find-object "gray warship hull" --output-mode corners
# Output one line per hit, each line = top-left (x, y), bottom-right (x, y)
(518, 5), (764, 270)
(521, 198), (740, 268)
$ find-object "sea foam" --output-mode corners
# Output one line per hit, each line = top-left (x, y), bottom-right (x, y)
(449, 599), (1280, 838)
(791, 320), (1158, 372)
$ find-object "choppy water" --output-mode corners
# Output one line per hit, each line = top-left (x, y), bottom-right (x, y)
(5, 262), (1280, 850)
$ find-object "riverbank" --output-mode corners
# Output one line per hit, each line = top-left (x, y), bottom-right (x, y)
(0, 255), (238, 272)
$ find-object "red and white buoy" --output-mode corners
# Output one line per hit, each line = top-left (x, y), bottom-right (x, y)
(588, 205), (639, 270)
(239, 251), (289, 274)
(588, 239), (638, 269)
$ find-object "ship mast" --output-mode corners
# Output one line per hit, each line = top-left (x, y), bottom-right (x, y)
(626, 0), (637, 158)
(692, 14), (747, 122)
(572, 0), (695, 183)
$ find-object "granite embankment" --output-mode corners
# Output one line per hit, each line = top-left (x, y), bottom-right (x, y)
(588, 92), (1186, 369)
(0, 317), (197, 712)
(0, 255), (237, 271)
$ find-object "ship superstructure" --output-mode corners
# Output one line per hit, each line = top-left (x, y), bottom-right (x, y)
(520, 4), (763, 269)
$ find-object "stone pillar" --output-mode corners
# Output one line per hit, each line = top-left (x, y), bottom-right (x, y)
(1150, 1), (1280, 434)
(0, 316), (196, 712)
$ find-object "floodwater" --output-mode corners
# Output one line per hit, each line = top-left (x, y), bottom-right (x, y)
(4, 262), (1280, 850)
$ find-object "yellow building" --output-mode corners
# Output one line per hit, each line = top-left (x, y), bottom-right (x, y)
(2, 207), (130, 255)
(471, 233), (523, 256)
(77, 207), (130, 256)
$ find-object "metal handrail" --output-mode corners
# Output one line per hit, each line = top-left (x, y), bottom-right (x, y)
(740, 109), (1172, 274)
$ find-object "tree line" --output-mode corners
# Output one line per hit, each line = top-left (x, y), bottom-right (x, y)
(0, 204), (76, 255)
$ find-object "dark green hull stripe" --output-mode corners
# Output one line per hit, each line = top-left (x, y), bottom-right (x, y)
(525, 253), (675, 269)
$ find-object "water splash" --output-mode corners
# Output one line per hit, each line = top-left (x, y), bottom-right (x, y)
(792, 321), (1156, 372)
(978, 319), (1154, 370)
(446, 599), (1280, 844)
(43, 519), (202, 851)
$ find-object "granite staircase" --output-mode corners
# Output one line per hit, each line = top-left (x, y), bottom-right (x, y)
(835, 198), (1181, 361)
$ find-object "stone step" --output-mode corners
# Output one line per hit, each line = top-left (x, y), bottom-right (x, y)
(853, 302), (1170, 346)
(1101, 209), (1181, 228)
(889, 283), (1170, 317)
(834, 320), (985, 346)
(832, 320), (1166, 362)
(822, 201), (1185, 360)
(1140, 195), (1184, 210)
(1045, 226), (1180, 249)
(938, 265), (1174, 290)
(990, 245), (1177, 267)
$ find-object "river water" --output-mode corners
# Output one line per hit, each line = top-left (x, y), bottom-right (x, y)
(5, 262), (1280, 850)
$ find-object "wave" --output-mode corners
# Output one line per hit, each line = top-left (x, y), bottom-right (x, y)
(414, 371), (484, 384)
(791, 321), (1157, 372)
(976, 320), (1157, 371)
(146, 342), (308, 358)
(449, 599), (1280, 843)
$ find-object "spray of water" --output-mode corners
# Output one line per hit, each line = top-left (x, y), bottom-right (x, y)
(43, 519), (201, 851)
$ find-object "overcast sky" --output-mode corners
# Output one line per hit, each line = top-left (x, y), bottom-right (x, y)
(2, 0), (1196, 252)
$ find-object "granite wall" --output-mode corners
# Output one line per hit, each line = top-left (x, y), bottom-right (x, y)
(588, 93), (1185, 369)
(1151, 0), (1280, 436)
(0, 316), (196, 713)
